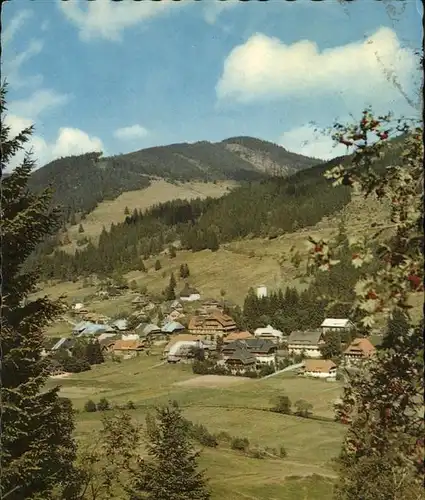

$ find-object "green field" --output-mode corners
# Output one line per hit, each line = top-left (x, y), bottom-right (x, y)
(47, 354), (345, 499)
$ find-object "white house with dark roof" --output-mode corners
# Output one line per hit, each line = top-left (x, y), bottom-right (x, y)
(179, 284), (201, 302)
(287, 330), (325, 358)
(320, 318), (355, 335)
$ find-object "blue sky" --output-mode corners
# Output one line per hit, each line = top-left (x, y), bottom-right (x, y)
(2, 0), (422, 168)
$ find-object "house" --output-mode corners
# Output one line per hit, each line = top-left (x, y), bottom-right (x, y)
(188, 311), (237, 338)
(343, 338), (376, 366)
(224, 346), (256, 371)
(97, 332), (118, 342)
(83, 313), (110, 324)
(170, 299), (183, 311)
(179, 284), (201, 302)
(301, 359), (337, 379)
(99, 337), (119, 354)
(287, 330), (325, 358)
(42, 336), (76, 356)
(167, 339), (204, 363)
(321, 318), (355, 335)
(132, 295), (147, 308)
(223, 331), (254, 344)
(167, 309), (184, 322)
(222, 339), (277, 365)
(161, 321), (185, 334)
(163, 334), (205, 357)
(254, 324), (284, 344)
(111, 339), (145, 358)
(72, 302), (85, 312)
(121, 332), (140, 341)
(197, 298), (223, 315)
(112, 319), (129, 332)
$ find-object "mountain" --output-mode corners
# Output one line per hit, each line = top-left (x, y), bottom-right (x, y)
(28, 137), (322, 219)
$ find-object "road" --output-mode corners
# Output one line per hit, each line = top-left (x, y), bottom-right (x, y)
(261, 362), (304, 380)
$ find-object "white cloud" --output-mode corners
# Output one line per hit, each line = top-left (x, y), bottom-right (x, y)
(3, 38), (44, 88)
(51, 128), (104, 158)
(4, 113), (105, 171)
(203, 1), (238, 25)
(59, 0), (186, 42)
(279, 125), (349, 161)
(2, 9), (33, 45)
(216, 27), (416, 105)
(114, 124), (149, 141)
(9, 89), (71, 119)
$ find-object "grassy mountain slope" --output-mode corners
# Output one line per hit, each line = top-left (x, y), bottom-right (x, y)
(29, 137), (321, 219)
(65, 179), (238, 250)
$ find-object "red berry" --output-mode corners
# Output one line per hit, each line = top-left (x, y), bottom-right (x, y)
(366, 290), (378, 300)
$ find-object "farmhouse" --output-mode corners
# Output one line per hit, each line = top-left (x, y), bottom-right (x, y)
(179, 284), (201, 302)
(161, 321), (185, 334)
(321, 318), (355, 335)
(301, 359), (337, 379)
(170, 299), (183, 311)
(163, 334), (206, 357)
(222, 338), (277, 365)
(167, 309), (184, 322)
(343, 337), (376, 366)
(188, 311), (237, 338)
(111, 339), (145, 358)
(131, 295), (148, 308)
(254, 324), (284, 344)
(223, 331), (254, 343)
(287, 330), (325, 358)
(197, 298), (223, 315)
(224, 346), (256, 371)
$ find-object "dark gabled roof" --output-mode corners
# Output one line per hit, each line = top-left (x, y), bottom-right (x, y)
(225, 346), (256, 365)
(180, 284), (200, 297)
(222, 338), (276, 354)
(287, 330), (323, 345)
(244, 338), (276, 353)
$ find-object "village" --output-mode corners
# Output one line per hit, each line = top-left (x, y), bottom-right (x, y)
(43, 280), (376, 381)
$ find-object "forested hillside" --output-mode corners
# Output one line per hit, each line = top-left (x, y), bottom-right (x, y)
(28, 137), (321, 221)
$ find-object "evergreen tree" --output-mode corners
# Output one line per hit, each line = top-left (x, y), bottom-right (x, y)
(138, 259), (147, 273)
(243, 288), (262, 330)
(70, 212), (77, 225)
(128, 401), (210, 500)
(320, 330), (342, 360)
(169, 245), (177, 258)
(154, 259), (162, 271)
(78, 223), (85, 233)
(85, 340), (105, 365)
(0, 84), (77, 499)
(124, 206), (130, 215)
(170, 272), (177, 290)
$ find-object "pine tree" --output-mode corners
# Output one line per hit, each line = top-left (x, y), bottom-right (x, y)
(169, 245), (177, 258)
(85, 340), (104, 365)
(0, 84), (78, 499)
(124, 206), (130, 215)
(154, 259), (162, 271)
(320, 330), (342, 360)
(78, 223), (84, 233)
(170, 272), (177, 289)
(138, 259), (147, 273)
(129, 401), (210, 500)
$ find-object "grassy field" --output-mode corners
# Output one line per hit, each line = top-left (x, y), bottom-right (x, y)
(46, 354), (345, 499)
(65, 179), (237, 251)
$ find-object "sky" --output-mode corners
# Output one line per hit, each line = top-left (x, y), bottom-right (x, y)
(2, 0), (423, 170)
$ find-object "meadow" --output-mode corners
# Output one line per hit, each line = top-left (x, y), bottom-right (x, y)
(46, 353), (345, 499)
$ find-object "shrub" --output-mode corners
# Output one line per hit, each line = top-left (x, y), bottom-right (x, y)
(97, 398), (111, 412)
(248, 447), (266, 459)
(259, 363), (275, 377)
(126, 400), (136, 410)
(231, 437), (250, 452)
(84, 399), (97, 412)
(279, 445), (287, 458)
(271, 395), (292, 415)
(216, 431), (232, 442)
